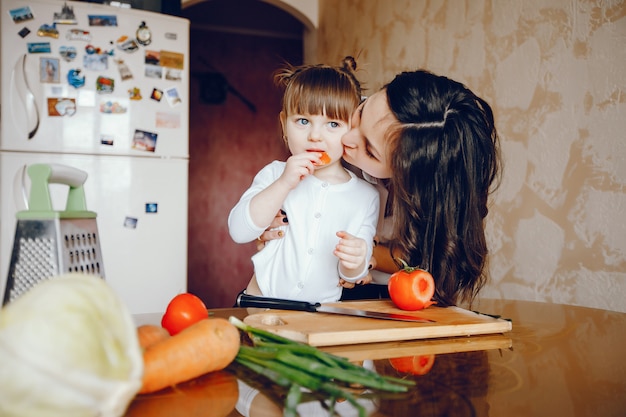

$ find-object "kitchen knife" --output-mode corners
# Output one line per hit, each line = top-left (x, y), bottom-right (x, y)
(236, 293), (435, 323)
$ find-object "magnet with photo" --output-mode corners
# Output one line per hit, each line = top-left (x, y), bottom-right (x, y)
(160, 51), (184, 70)
(101, 135), (114, 146)
(100, 100), (127, 114)
(40, 57), (60, 83)
(145, 203), (158, 214)
(88, 15), (118, 27)
(67, 68), (85, 88)
(116, 35), (139, 53)
(165, 68), (183, 82)
(151, 88), (163, 102)
(84, 53), (108, 71)
(156, 112), (181, 129)
(123, 216), (138, 229)
(165, 87), (182, 107)
(9, 6), (34, 23)
(132, 129), (157, 152)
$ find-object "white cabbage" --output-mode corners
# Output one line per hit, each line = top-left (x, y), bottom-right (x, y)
(0, 274), (143, 417)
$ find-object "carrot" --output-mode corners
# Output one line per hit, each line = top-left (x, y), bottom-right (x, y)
(137, 324), (170, 350)
(319, 151), (331, 165)
(139, 317), (240, 394)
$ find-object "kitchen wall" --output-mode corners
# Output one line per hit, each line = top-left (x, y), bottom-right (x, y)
(315, 0), (626, 312)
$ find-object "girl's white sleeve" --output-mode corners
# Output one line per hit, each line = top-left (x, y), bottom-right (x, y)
(228, 162), (280, 243)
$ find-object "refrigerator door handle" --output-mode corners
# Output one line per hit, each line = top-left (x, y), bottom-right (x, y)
(12, 54), (40, 139)
(13, 165), (29, 211)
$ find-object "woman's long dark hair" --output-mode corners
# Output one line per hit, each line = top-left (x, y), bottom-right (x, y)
(386, 70), (501, 306)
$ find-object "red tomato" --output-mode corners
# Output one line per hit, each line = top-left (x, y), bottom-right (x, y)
(161, 293), (209, 335)
(389, 354), (436, 375)
(388, 266), (435, 311)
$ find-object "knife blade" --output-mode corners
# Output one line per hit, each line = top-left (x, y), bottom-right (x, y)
(236, 293), (434, 323)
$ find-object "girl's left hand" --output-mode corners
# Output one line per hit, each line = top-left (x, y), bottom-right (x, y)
(334, 231), (367, 274)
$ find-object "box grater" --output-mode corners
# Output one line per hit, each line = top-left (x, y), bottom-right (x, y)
(3, 163), (105, 305)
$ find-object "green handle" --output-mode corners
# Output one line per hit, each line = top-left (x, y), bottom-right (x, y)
(17, 164), (96, 219)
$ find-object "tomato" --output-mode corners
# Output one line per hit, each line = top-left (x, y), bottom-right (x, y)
(389, 354), (436, 375)
(388, 266), (435, 311)
(161, 293), (209, 335)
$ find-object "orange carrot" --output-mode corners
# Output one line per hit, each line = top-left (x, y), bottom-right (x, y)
(319, 151), (331, 165)
(137, 324), (170, 350)
(139, 318), (240, 394)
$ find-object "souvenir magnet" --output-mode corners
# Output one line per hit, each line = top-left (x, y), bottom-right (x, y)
(60, 45), (77, 61)
(67, 68), (85, 88)
(96, 76), (114, 93)
(128, 87), (142, 100)
(53, 3), (77, 25)
(37, 23), (59, 38)
(136, 21), (152, 46)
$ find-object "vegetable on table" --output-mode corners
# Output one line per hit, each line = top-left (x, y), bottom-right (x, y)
(389, 354), (436, 376)
(161, 292), (209, 336)
(140, 317), (240, 394)
(137, 324), (170, 350)
(0, 274), (143, 417)
(229, 316), (415, 417)
(388, 261), (436, 311)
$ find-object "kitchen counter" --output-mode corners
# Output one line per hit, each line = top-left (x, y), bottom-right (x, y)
(126, 299), (626, 417)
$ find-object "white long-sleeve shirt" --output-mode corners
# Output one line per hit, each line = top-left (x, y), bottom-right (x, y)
(228, 160), (380, 303)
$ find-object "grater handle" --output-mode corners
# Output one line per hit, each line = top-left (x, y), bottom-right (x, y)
(27, 164), (89, 213)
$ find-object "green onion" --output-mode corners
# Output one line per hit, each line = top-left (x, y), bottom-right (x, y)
(229, 316), (414, 416)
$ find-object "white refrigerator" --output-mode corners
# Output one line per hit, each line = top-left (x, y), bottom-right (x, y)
(0, 0), (190, 313)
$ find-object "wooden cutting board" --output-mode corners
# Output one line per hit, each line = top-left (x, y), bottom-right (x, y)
(243, 300), (512, 347)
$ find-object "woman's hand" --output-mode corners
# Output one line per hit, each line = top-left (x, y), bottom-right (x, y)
(255, 210), (288, 250)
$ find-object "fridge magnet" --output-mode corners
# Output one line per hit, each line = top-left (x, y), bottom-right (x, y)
(96, 76), (115, 93)
(151, 88), (163, 102)
(47, 98), (76, 117)
(136, 21), (152, 46)
(67, 69), (85, 88)
(59, 45), (77, 61)
(156, 112), (181, 129)
(160, 51), (184, 70)
(27, 42), (51, 53)
(128, 87), (142, 100)
(88, 15), (118, 27)
(40, 57), (60, 83)
(123, 217), (138, 229)
(116, 35), (139, 53)
(145, 203), (158, 214)
(115, 59), (133, 80)
(100, 135), (114, 145)
(37, 23), (59, 39)
(99, 100), (127, 114)
(165, 68), (183, 82)
(132, 129), (158, 152)
(165, 87), (182, 107)
(145, 65), (162, 79)
(67, 28), (92, 42)
(84, 53), (108, 71)
(18, 27), (31, 38)
(164, 32), (177, 41)
(53, 3), (77, 25)
(9, 6), (34, 23)
(145, 50), (160, 65)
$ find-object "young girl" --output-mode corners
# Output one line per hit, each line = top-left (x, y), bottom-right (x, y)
(228, 57), (379, 304)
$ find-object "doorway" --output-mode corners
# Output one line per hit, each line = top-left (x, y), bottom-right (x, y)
(181, 0), (303, 307)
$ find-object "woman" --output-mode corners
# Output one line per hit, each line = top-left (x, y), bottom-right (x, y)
(260, 69), (501, 307)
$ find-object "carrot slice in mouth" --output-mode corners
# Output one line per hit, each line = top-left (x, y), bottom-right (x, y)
(319, 151), (331, 165)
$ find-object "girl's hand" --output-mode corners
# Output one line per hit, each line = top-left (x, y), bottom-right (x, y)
(256, 210), (288, 250)
(334, 231), (368, 278)
(279, 153), (318, 189)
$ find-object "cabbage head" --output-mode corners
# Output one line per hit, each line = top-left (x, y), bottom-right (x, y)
(0, 274), (143, 417)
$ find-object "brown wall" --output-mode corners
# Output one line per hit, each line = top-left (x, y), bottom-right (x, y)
(185, 28), (300, 308)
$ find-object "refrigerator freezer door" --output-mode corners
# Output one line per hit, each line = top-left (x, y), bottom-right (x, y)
(1, 152), (188, 314)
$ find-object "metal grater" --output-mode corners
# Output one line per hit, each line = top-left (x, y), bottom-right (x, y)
(3, 164), (105, 305)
